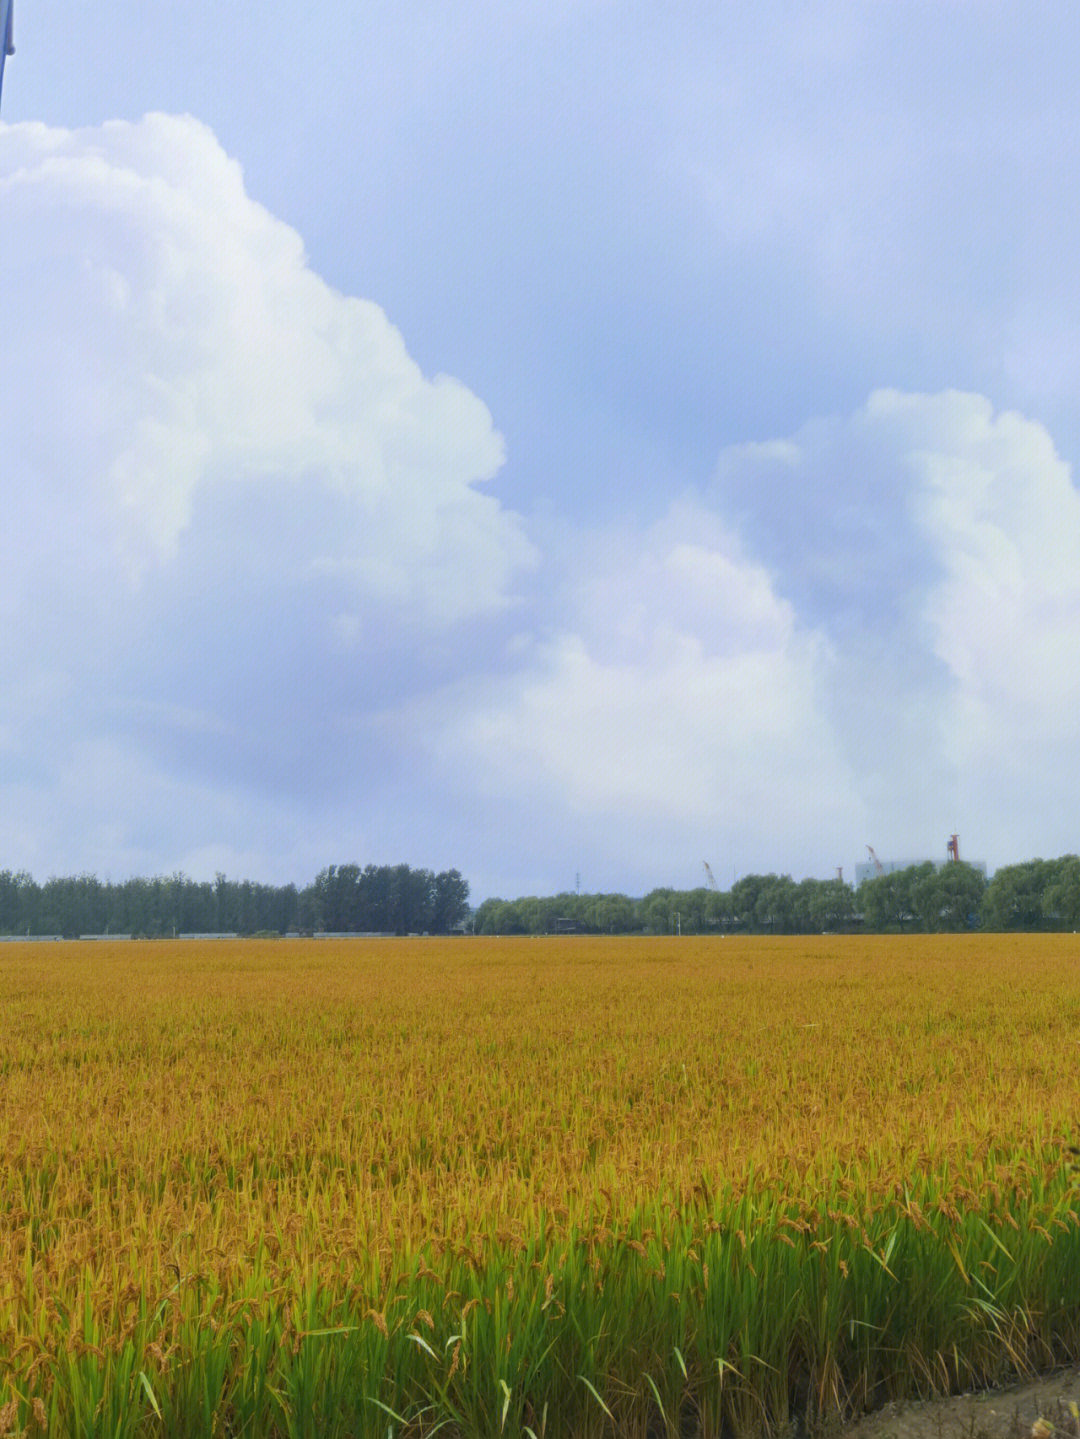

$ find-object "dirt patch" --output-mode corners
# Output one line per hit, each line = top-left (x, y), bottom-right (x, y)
(835, 1368), (1080, 1439)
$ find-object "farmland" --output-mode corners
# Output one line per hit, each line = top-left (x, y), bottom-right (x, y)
(2, 935), (1080, 1437)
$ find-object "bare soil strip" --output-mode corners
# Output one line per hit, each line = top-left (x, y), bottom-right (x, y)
(838, 1368), (1080, 1439)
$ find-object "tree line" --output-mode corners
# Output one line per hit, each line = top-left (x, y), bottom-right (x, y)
(0, 864), (470, 938)
(6, 854), (1080, 940)
(473, 856), (1080, 935)
(473, 875), (856, 936)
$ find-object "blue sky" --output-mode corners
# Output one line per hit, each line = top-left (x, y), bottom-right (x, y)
(3, 4), (1080, 897)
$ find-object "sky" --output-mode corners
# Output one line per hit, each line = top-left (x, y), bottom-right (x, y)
(3, 3), (1080, 899)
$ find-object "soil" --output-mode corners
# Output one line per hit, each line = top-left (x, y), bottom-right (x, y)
(834, 1368), (1080, 1439)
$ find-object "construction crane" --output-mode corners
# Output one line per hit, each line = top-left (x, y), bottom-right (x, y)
(702, 861), (718, 891)
(946, 834), (960, 863)
(0, 0), (13, 110)
(866, 845), (885, 876)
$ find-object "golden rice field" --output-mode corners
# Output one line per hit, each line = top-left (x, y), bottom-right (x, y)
(2, 934), (1080, 1437)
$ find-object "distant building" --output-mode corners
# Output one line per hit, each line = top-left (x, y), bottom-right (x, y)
(855, 858), (988, 886)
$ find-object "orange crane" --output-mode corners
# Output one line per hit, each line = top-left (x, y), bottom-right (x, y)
(866, 845), (885, 876)
(947, 834), (960, 863)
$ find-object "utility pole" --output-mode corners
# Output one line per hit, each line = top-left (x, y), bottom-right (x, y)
(0, 1), (14, 110)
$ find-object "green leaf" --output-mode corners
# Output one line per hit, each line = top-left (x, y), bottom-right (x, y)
(138, 1370), (162, 1421)
(368, 1396), (409, 1425)
(408, 1331), (439, 1360)
(644, 1372), (669, 1428)
(578, 1375), (614, 1421)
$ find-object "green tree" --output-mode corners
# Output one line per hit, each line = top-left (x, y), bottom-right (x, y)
(754, 875), (797, 932)
(858, 863), (934, 931)
(729, 875), (770, 931)
(911, 862), (985, 930)
(638, 888), (678, 934)
(1042, 856), (1080, 928)
(595, 893), (636, 933)
(431, 870), (469, 933)
(800, 878), (855, 932)
(982, 859), (1058, 930)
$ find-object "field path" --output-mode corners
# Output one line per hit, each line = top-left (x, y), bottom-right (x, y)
(839, 1367), (1080, 1439)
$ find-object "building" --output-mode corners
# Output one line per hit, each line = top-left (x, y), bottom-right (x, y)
(854, 857), (988, 886)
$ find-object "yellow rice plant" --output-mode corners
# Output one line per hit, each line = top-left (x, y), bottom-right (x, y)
(0, 934), (1079, 1435)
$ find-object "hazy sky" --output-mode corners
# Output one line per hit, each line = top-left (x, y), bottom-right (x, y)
(3, 4), (1080, 897)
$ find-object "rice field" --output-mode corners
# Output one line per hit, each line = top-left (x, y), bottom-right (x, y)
(2, 933), (1080, 1437)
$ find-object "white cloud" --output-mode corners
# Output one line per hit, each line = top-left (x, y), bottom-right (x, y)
(707, 389), (1080, 869)
(0, 113), (538, 875)
(434, 503), (863, 886)
(4, 107), (1080, 891)
(431, 390), (1080, 891)
(0, 113), (532, 613)
(887, 392), (1080, 711)
(886, 392), (1080, 855)
(847, 391), (1080, 740)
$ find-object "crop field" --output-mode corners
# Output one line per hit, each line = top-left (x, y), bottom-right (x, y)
(2, 935), (1080, 1437)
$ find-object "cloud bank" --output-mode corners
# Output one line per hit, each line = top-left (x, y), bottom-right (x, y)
(0, 114), (534, 878)
(431, 392), (1080, 892)
(3, 114), (1080, 894)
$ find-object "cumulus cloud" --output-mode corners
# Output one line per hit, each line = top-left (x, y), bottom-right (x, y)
(0, 113), (534, 870)
(430, 503), (863, 890)
(426, 390), (1080, 891)
(887, 390), (1080, 720)
(0, 113), (531, 606)
(4, 114), (1079, 890)
(890, 392), (1080, 857)
(706, 390), (1080, 868)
